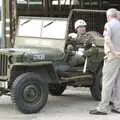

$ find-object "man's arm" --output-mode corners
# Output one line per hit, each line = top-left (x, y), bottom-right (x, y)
(81, 33), (98, 57)
(84, 47), (98, 57)
(84, 33), (96, 50)
(65, 34), (76, 56)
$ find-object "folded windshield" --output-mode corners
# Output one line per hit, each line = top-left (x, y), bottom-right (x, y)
(17, 18), (67, 39)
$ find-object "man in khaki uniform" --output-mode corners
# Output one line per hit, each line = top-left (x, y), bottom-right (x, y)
(66, 19), (96, 67)
(90, 8), (120, 115)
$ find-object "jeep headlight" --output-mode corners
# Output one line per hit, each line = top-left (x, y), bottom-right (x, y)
(33, 54), (45, 61)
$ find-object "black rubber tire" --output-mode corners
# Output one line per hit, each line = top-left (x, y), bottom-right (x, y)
(49, 84), (67, 96)
(11, 72), (48, 114)
(90, 65), (103, 101)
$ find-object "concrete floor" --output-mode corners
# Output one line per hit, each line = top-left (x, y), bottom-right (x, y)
(0, 87), (120, 120)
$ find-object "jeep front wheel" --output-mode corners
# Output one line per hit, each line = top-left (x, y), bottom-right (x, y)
(11, 72), (48, 114)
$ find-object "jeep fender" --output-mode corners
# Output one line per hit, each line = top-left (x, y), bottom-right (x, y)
(9, 63), (60, 88)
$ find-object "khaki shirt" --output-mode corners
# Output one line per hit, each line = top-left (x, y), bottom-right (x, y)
(77, 32), (95, 44)
(69, 32), (95, 51)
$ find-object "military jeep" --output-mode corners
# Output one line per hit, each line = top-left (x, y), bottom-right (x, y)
(0, 9), (105, 114)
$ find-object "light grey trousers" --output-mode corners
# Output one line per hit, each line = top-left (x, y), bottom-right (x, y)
(97, 58), (120, 113)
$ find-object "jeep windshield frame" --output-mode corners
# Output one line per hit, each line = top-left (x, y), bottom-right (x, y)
(16, 16), (68, 40)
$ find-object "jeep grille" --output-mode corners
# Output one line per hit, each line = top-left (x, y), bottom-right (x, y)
(0, 54), (8, 76)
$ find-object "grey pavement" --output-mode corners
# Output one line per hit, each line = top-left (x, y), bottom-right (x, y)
(0, 87), (119, 120)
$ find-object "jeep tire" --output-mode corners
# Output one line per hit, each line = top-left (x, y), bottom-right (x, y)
(49, 83), (67, 96)
(11, 72), (48, 114)
(90, 65), (102, 101)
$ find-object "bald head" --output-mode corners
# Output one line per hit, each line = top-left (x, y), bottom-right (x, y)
(107, 8), (117, 17)
(106, 8), (118, 21)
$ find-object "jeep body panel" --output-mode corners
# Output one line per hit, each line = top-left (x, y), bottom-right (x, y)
(0, 48), (62, 85)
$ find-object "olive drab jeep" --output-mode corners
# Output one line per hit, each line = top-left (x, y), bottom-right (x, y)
(0, 9), (105, 114)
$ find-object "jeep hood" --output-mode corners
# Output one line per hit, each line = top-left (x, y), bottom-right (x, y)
(0, 47), (64, 61)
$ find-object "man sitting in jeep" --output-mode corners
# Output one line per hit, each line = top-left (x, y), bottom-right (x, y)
(66, 19), (97, 67)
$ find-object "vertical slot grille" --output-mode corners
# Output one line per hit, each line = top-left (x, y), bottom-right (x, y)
(0, 54), (8, 76)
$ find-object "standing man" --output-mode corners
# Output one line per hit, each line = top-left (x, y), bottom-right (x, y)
(90, 8), (120, 115)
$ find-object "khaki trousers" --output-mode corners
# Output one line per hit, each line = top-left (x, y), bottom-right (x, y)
(97, 57), (120, 113)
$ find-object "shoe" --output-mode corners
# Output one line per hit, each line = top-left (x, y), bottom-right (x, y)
(89, 109), (108, 115)
(111, 109), (120, 114)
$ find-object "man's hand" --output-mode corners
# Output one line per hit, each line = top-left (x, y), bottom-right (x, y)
(76, 48), (85, 56)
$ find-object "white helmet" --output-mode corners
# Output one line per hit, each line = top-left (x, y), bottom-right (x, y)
(74, 19), (87, 30)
